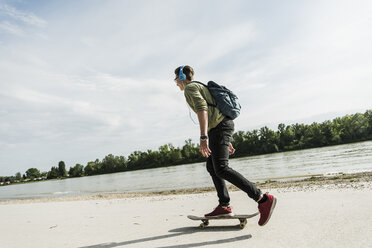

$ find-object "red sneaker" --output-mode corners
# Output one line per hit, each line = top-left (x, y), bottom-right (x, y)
(258, 193), (277, 226)
(205, 205), (233, 217)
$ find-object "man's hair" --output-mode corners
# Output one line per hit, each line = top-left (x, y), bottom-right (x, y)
(174, 65), (194, 81)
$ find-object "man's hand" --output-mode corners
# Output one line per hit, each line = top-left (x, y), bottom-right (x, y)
(229, 143), (236, 155)
(200, 139), (211, 157)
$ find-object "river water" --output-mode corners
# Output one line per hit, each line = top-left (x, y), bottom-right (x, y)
(1, 141), (372, 201)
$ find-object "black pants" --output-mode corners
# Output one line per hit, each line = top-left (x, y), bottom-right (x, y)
(206, 118), (261, 206)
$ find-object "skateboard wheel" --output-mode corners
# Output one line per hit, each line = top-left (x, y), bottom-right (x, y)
(199, 220), (209, 229)
(239, 219), (247, 229)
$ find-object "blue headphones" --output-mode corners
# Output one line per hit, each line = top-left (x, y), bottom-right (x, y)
(178, 66), (186, 81)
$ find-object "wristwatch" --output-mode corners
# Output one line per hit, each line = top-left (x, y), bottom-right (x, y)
(200, 135), (208, 141)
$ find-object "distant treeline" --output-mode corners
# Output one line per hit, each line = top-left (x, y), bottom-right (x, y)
(1, 110), (372, 184)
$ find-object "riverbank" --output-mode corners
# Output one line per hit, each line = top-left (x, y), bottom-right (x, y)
(0, 176), (370, 248)
(1, 171), (371, 205)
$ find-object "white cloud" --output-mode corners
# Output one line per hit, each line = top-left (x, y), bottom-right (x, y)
(0, 4), (47, 27)
(0, 20), (23, 35)
(180, 22), (256, 66)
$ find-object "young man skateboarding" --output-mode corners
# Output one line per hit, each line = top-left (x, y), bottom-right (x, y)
(174, 65), (277, 226)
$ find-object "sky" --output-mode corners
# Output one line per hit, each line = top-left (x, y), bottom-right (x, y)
(0, 0), (371, 176)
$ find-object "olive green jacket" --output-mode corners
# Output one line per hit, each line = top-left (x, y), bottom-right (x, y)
(184, 82), (225, 131)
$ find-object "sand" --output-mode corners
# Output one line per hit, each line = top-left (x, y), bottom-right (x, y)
(0, 175), (371, 248)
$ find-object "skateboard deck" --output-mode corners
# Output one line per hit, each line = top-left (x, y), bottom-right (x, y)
(187, 212), (259, 229)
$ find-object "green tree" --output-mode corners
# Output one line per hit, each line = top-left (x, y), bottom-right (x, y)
(278, 124), (295, 150)
(15, 172), (22, 181)
(69, 164), (84, 177)
(245, 129), (260, 155)
(127, 151), (142, 169)
(58, 161), (68, 177)
(47, 166), (59, 179)
(259, 126), (279, 153)
(169, 147), (183, 164)
(25, 168), (41, 180)
(101, 154), (124, 173)
(304, 122), (326, 147)
(364, 110), (372, 137)
(351, 113), (368, 140)
(292, 123), (307, 149)
(41, 171), (48, 178)
(5, 176), (16, 183)
(116, 156), (128, 172)
(84, 160), (101, 176)
(181, 139), (200, 161)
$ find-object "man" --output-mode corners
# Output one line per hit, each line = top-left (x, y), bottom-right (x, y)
(174, 65), (276, 226)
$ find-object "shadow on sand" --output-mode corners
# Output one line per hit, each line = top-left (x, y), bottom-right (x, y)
(78, 225), (252, 248)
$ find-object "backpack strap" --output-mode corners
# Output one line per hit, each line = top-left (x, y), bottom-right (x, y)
(190, 81), (217, 107)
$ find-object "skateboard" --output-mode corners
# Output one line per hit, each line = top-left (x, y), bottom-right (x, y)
(187, 212), (259, 229)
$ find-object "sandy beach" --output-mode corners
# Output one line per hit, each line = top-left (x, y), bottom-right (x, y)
(0, 173), (371, 248)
